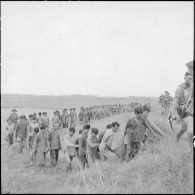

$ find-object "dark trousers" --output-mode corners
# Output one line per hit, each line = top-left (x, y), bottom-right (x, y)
(176, 121), (187, 142)
(79, 154), (89, 169)
(50, 149), (59, 166)
(62, 122), (68, 128)
(126, 141), (141, 161)
(6, 133), (14, 145)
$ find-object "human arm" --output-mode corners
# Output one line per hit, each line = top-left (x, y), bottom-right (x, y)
(88, 138), (100, 148)
(64, 136), (78, 147)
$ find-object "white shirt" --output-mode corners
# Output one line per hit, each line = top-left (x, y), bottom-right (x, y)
(63, 134), (76, 156)
(99, 128), (115, 152)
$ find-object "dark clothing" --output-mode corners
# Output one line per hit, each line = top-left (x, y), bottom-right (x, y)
(10, 113), (18, 124)
(32, 130), (49, 153)
(62, 122), (68, 128)
(15, 121), (28, 140)
(124, 117), (149, 160)
(87, 136), (100, 162)
(128, 141), (141, 159)
(75, 138), (79, 157)
(79, 154), (89, 169)
(6, 133), (14, 145)
(48, 130), (61, 150)
(79, 135), (87, 155)
(50, 149), (59, 166)
(125, 117), (147, 143)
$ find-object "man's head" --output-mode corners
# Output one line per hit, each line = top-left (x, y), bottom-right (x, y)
(29, 114), (33, 120)
(83, 124), (90, 136)
(91, 128), (99, 137)
(184, 71), (193, 87)
(53, 122), (60, 131)
(134, 107), (143, 119)
(83, 124), (91, 130)
(142, 105), (151, 118)
(69, 127), (75, 137)
(112, 122), (120, 132)
(38, 112), (42, 117)
(20, 115), (26, 122)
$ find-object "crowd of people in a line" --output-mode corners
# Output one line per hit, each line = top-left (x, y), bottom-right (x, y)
(4, 102), (155, 173)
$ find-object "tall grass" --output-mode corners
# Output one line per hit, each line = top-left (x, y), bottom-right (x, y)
(1, 115), (193, 194)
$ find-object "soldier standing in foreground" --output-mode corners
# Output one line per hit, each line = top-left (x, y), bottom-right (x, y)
(171, 61), (193, 152)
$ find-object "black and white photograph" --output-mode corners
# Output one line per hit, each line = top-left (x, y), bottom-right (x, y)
(1, 1), (194, 194)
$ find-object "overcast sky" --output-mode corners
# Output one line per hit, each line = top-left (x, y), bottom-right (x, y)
(1, 1), (194, 97)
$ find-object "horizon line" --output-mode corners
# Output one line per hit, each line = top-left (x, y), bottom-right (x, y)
(1, 93), (159, 98)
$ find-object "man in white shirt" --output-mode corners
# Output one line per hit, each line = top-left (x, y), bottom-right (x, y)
(63, 127), (78, 173)
(99, 122), (120, 160)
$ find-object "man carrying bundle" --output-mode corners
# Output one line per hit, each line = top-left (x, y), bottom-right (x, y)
(99, 122), (120, 160)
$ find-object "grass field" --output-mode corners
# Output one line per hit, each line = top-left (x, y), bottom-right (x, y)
(1, 99), (193, 194)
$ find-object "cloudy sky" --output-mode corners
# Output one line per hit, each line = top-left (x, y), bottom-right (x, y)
(1, 1), (194, 97)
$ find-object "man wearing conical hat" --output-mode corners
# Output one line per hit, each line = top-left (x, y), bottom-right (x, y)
(171, 60), (193, 152)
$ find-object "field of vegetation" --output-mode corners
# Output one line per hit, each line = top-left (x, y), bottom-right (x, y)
(1, 96), (193, 194)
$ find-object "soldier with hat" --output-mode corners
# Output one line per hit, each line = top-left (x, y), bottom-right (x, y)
(171, 61), (193, 151)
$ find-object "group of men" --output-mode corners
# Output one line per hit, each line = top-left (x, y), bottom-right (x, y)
(159, 91), (174, 117)
(4, 59), (193, 174)
(77, 104), (144, 124)
(5, 101), (156, 172)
